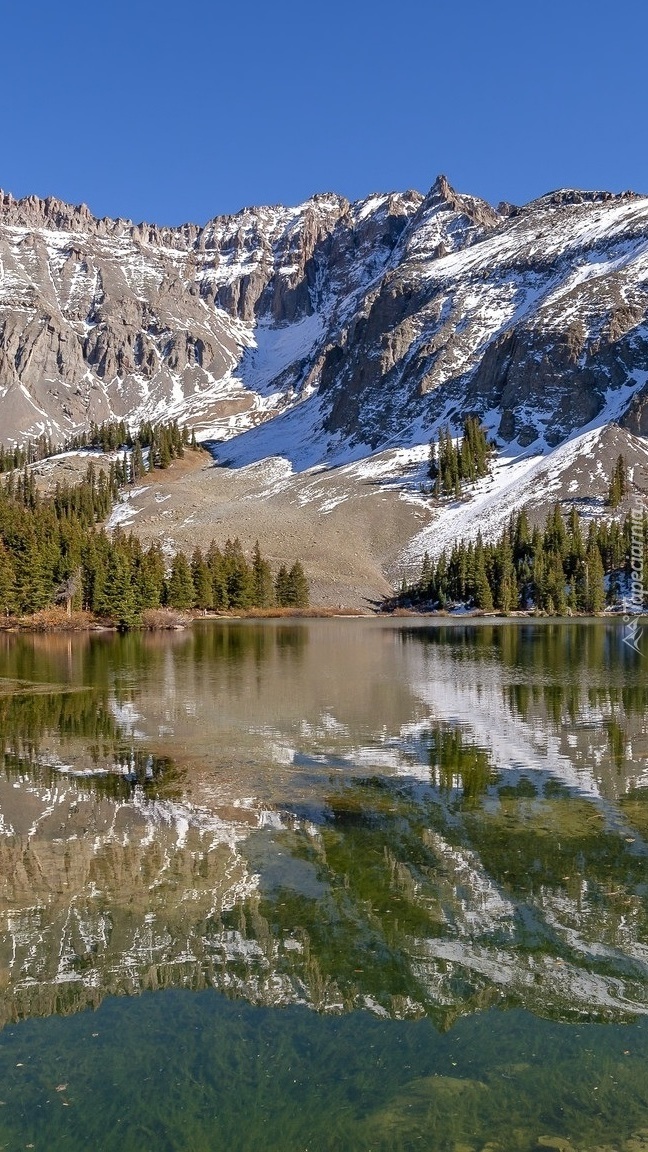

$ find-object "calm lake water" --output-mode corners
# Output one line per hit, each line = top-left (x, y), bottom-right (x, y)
(1, 619), (648, 1150)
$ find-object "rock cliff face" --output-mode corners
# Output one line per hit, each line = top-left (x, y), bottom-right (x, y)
(1, 178), (647, 458)
(0, 185), (417, 444)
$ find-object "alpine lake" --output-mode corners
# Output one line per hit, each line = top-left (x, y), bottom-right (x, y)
(1, 618), (648, 1151)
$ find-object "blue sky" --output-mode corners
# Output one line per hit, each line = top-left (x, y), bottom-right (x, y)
(2, 0), (646, 225)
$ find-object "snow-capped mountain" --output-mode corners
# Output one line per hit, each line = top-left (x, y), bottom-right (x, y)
(2, 176), (648, 598)
(0, 183), (417, 445)
(1, 176), (647, 458)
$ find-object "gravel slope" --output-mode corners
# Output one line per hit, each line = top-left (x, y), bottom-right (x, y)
(104, 450), (433, 608)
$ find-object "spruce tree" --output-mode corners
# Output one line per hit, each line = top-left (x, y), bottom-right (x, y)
(583, 543), (606, 613)
(223, 538), (254, 608)
(545, 503), (567, 556)
(545, 554), (567, 614)
(532, 550), (547, 611)
(473, 539), (493, 611)
(495, 537), (518, 612)
(428, 416), (492, 497)
(0, 544), (16, 617)
(252, 541), (275, 608)
(284, 561), (309, 608)
(166, 553), (195, 610)
(131, 441), (145, 483)
(275, 565), (290, 606)
(14, 533), (56, 613)
(607, 454), (627, 509)
(191, 548), (213, 610)
(158, 430), (172, 469)
(94, 550), (138, 627)
(134, 543), (166, 611)
(420, 552), (433, 598)
(206, 542), (229, 609)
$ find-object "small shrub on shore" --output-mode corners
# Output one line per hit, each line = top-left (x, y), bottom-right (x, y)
(141, 608), (191, 630)
(15, 608), (94, 632)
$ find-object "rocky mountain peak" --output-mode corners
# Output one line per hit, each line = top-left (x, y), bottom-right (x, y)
(428, 173), (455, 201)
(0, 177), (647, 468)
(0, 188), (110, 233)
(424, 173), (500, 230)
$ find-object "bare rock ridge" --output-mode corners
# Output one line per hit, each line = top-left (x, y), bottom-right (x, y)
(0, 176), (647, 459)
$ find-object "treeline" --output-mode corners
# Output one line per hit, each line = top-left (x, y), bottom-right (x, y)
(87, 419), (197, 478)
(0, 462), (118, 616)
(428, 415), (494, 497)
(0, 418), (198, 477)
(0, 465), (309, 627)
(173, 543), (308, 614)
(395, 504), (648, 614)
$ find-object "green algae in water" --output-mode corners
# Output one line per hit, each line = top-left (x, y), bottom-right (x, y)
(1, 992), (648, 1151)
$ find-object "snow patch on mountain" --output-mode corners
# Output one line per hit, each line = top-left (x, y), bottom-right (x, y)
(238, 314), (325, 396)
(401, 376), (648, 569)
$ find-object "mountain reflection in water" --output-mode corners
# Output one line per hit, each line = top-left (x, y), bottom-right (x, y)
(0, 619), (647, 1032)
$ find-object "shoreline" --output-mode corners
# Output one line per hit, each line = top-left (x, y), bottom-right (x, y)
(0, 606), (631, 634)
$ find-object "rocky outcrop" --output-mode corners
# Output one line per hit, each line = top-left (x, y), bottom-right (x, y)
(0, 178), (647, 455)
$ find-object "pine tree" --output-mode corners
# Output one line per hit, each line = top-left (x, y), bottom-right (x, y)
(607, 454), (627, 509)
(473, 539), (493, 611)
(222, 538), (254, 608)
(545, 554), (567, 614)
(206, 542), (229, 609)
(275, 565), (290, 606)
(131, 441), (145, 483)
(0, 544), (16, 617)
(283, 561), (309, 608)
(94, 549), (138, 627)
(191, 548), (213, 610)
(158, 430), (172, 469)
(583, 542), (606, 613)
(428, 416), (492, 497)
(133, 543), (166, 610)
(495, 538), (518, 612)
(166, 553), (195, 610)
(252, 541), (275, 608)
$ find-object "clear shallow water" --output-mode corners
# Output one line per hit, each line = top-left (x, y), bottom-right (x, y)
(1, 619), (648, 1150)
(2, 994), (648, 1152)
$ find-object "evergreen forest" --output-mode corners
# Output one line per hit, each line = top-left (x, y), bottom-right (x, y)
(395, 503), (647, 614)
(428, 416), (494, 497)
(0, 421), (309, 626)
